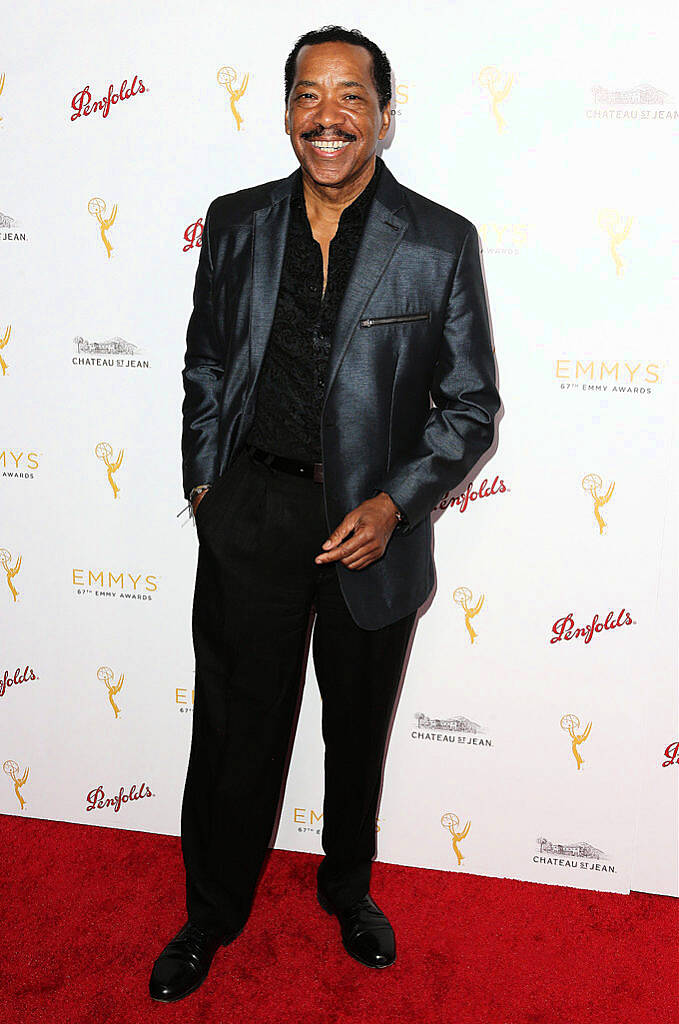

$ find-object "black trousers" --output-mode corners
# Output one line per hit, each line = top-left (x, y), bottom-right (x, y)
(180, 446), (417, 936)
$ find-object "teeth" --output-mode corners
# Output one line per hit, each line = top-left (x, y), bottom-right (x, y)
(310, 140), (349, 150)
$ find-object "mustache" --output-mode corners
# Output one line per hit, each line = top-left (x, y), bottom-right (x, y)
(300, 128), (356, 142)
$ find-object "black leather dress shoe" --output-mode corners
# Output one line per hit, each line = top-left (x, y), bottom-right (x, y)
(149, 920), (241, 1002)
(317, 888), (396, 968)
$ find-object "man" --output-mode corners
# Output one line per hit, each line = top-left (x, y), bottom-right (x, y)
(150, 25), (501, 1002)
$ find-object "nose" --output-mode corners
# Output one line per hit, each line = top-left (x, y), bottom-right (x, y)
(314, 95), (346, 132)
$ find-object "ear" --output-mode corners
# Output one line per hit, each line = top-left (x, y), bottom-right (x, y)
(284, 106), (290, 136)
(378, 104), (391, 140)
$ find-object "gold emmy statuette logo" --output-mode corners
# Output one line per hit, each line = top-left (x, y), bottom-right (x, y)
(598, 208), (632, 277)
(441, 811), (470, 865)
(0, 547), (21, 602)
(560, 713), (592, 770)
(95, 441), (124, 498)
(0, 324), (10, 376)
(98, 665), (124, 718)
(453, 586), (484, 644)
(582, 472), (615, 535)
(217, 65), (249, 131)
(0, 71), (5, 122)
(88, 196), (118, 258)
(4, 758), (28, 809)
(479, 65), (513, 133)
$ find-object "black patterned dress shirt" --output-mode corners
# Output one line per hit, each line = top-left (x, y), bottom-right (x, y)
(246, 157), (383, 463)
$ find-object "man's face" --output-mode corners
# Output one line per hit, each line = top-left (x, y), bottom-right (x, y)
(285, 41), (390, 188)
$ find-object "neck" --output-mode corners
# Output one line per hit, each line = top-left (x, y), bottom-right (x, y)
(301, 155), (376, 227)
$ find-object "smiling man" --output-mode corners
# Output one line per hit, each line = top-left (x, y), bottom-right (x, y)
(149, 25), (501, 1002)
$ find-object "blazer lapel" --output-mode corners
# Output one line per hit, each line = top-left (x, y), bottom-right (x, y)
(247, 159), (408, 408)
(324, 162), (408, 403)
(247, 178), (294, 398)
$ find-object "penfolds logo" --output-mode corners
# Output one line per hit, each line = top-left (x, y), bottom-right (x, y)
(661, 742), (679, 767)
(0, 665), (36, 698)
(86, 781), (154, 813)
(437, 475), (507, 514)
(71, 75), (146, 121)
(183, 218), (204, 253)
(550, 608), (634, 645)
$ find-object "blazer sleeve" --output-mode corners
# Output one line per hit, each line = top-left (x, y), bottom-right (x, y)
(181, 201), (225, 500)
(375, 223), (501, 535)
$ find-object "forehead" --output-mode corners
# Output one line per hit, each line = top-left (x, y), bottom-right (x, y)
(293, 41), (374, 85)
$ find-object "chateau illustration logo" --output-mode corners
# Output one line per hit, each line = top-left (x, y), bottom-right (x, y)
(441, 812), (470, 866)
(0, 547), (21, 602)
(582, 473), (615, 534)
(95, 441), (124, 498)
(478, 65), (513, 133)
(217, 65), (248, 131)
(453, 586), (484, 644)
(4, 758), (28, 809)
(73, 335), (148, 369)
(183, 216), (204, 253)
(551, 608), (634, 645)
(0, 324), (10, 375)
(0, 211), (27, 242)
(412, 713), (492, 748)
(598, 208), (632, 277)
(437, 475), (508, 514)
(88, 197), (117, 258)
(71, 75), (146, 121)
(534, 837), (614, 873)
(560, 714), (592, 770)
(587, 82), (678, 120)
(98, 665), (125, 719)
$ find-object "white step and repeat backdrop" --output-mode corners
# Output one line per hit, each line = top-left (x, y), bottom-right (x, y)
(2, 0), (677, 897)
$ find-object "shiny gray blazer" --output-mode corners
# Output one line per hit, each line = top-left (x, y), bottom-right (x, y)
(181, 155), (501, 630)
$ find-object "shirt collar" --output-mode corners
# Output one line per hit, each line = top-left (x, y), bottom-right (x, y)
(291, 155), (382, 222)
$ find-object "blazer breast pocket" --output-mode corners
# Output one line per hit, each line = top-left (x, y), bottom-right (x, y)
(359, 311), (431, 328)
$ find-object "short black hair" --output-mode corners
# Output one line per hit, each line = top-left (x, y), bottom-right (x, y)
(284, 25), (392, 112)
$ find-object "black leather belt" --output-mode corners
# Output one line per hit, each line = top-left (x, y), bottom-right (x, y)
(246, 445), (324, 483)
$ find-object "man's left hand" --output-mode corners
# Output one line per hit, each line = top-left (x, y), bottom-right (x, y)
(315, 492), (401, 570)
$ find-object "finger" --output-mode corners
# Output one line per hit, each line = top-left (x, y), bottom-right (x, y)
(343, 543), (381, 569)
(317, 528), (371, 563)
(321, 513), (360, 550)
(345, 550), (379, 570)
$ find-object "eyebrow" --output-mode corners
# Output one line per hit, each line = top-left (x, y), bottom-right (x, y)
(294, 79), (367, 90)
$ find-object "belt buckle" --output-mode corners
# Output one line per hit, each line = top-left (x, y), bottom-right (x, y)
(313, 463), (324, 483)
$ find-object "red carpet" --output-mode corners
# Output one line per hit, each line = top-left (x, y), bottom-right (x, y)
(2, 814), (677, 1024)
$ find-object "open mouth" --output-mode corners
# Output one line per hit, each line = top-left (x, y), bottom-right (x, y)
(305, 138), (352, 156)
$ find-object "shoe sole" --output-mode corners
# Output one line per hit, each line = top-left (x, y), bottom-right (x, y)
(316, 890), (396, 969)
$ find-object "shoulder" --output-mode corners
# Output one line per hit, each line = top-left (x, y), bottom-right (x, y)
(205, 174), (293, 229)
(386, 178), (478, 256)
